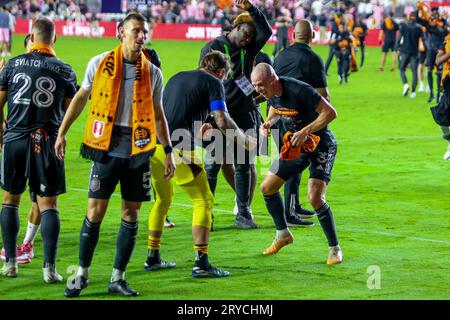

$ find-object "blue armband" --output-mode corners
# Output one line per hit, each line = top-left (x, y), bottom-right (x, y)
(210, 99), (228, 112)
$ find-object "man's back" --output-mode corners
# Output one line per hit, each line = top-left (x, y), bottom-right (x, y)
(273, 43), (327, 89)
(0, 51), (77, 142)
(163, 69), (225, 143)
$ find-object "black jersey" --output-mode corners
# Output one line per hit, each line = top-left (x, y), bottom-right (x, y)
(199, 5), (272, 117)
(163, 70), (227, 148)
(268, 77), (336, 146)
(398, 22), (423, 56)
(0, 52), (77, 143)
(417, 17), (448, 52)
(273, 42), (327, 88)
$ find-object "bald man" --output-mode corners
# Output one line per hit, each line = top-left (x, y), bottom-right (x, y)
(251, 63), (343, 265)
(272, 19), (329, 228)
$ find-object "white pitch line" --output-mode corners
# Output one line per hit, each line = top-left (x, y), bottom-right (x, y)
(67, 187), (450, 246)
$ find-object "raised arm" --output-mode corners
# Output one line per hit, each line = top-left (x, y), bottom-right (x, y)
(236, 0), (272, 52)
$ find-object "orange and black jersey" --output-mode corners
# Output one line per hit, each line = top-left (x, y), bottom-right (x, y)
(381, 17), (399, 43)
(163, 70), (227, 148)
(268, 77), (336, 146)
(273, 42), (327, 89)
(0, 51), (77, 143)
(353, 22), (368, 41)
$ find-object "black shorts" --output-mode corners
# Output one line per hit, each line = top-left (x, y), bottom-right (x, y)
(426, 49), (437, 68)
(88, 156), (151, 202)
(269, 143), (337, 184)
(1, 130), (65, 197)
(382, 40), (396, 53)
(419, 51), (427, 65)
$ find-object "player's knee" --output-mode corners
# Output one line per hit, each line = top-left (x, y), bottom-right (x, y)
(308, 191), (325, 210)
(192, 200), (212, 228)
(260, 180), (276, 196)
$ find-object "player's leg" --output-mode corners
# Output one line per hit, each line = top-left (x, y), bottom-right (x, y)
(360, 41), (365, 68)
(427, 50), (437, 102)
(107, 158), (152, 297)
(307, 144), (342, 264)
(145, 145), (175, 271)
(179, 169), (228, 278)
(64, 159), (117, 298)
(0, 138), (28, 277)
(379, 45), (388, 71)
(36, 195), (62, 283)
(399, 53), (410, 95)
(410, 55), (419, 97)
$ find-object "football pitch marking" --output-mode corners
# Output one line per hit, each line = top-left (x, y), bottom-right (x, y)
(67, 187), (450, 246)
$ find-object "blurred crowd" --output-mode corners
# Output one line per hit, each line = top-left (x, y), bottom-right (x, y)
(2, 0), (443, 29)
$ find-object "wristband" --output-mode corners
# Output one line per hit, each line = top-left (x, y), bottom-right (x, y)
(163, 145), (173, 154)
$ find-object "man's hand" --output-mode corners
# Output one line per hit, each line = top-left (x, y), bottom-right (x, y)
(259, 122), (270, 137)
(55, 135), (66, 160)
(244, 135), (258, 151)
(0, 59), (6, 70)
(235, 0), (252, 11)
(290, 129), (308, 147)
(164, 153), (176, 180)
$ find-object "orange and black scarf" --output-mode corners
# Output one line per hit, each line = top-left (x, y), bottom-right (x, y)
(81, 44), (156, 162)
(280, 131), (320, 161)
(441, 35), (450, 86)
(28, 43), (56, 56)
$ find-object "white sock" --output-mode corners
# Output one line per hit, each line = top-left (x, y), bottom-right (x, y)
(23, 222), (39, 244)
(76, 266), (89, 279)
(276, 228), (290, 239)
(111, 268), (125, 282)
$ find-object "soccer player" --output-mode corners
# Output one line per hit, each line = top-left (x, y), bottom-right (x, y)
(353, 15), (368, 69)
(0, 18), (77, 280)
(145, 51), (256, 277)
(251, 63), (342, 265)
(417, 2), (448, 103)
(324, 12), (341, 75)
(332, 23), (353, 84)
(273, 20), (330, 227)
(272, 11), (292, 59)
(432, 31), (450, 159)
(398, 12), (423, 98)
(199, 0), (272, 229)
(56, 13), (175, 298)
(0, 33), (40, 265)
(378, 12), (399, 72)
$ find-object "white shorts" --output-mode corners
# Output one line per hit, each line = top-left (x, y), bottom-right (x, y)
(0, 28), (10, 42)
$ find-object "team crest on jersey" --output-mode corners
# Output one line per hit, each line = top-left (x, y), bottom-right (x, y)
(92, 120), (105, 138)
(134, 126), (151, 149)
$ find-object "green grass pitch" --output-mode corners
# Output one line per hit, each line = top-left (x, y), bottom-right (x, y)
(0, 35), (449, 300)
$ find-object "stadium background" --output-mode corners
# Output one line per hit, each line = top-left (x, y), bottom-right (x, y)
(0, 0), (449, 300)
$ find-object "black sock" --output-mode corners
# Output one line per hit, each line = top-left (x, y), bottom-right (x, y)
(0, 204), (19, 261)
(428, 70), (434, 95)
(263, 192), (287, 230)
(284, 173), (300, 217)
(114, 220), (138, 271)
(79, 216), (101, 268)
(235, 164), (251, 216)
(316, 203), (339, 247)
(146, 249), (160, 264)
(195, 251), (209, 269)
(40, 209), (60, 266)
